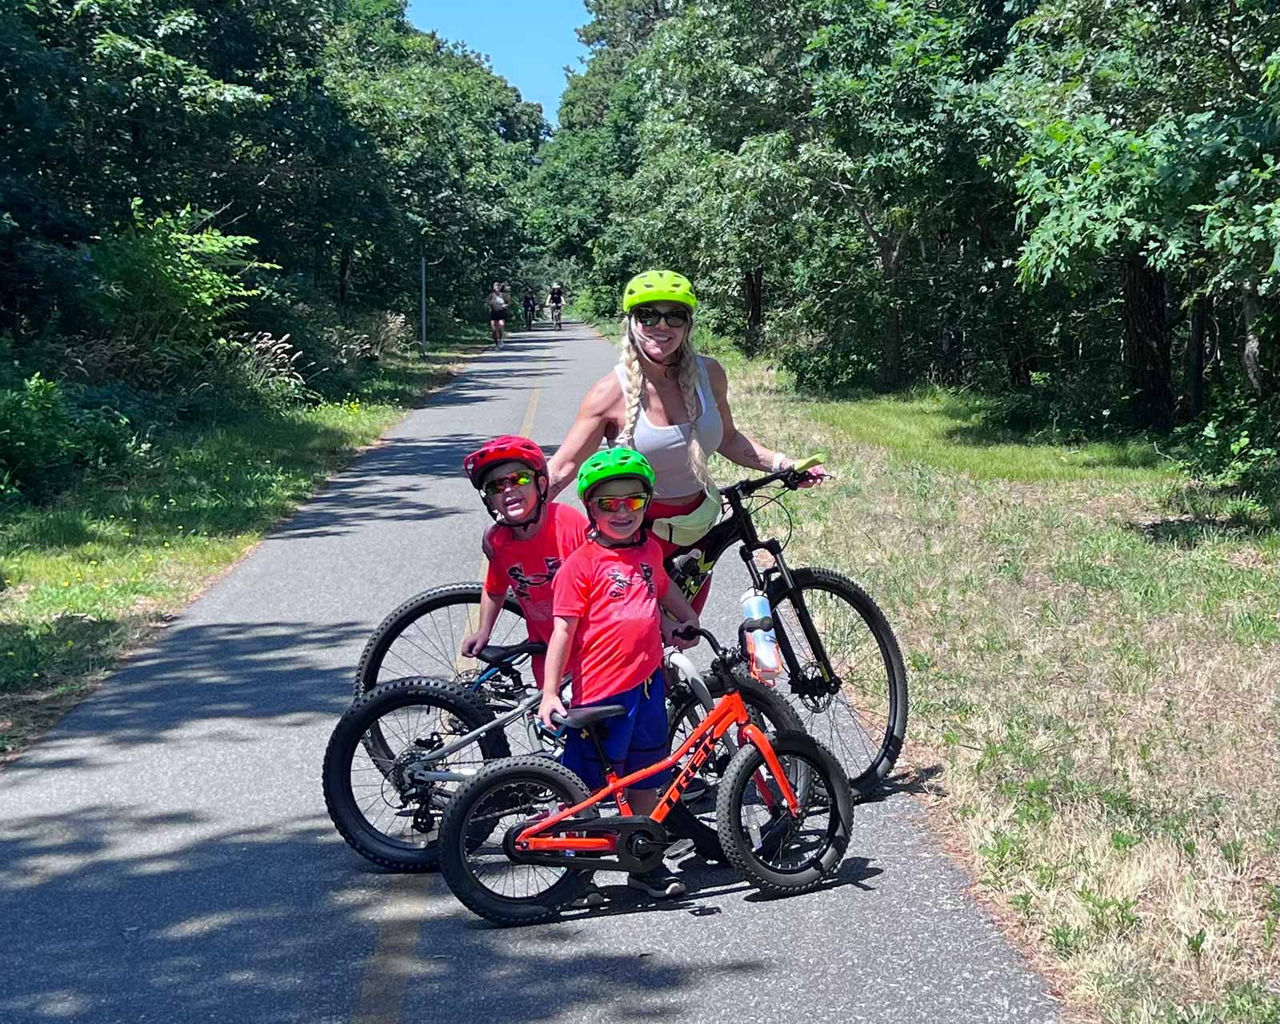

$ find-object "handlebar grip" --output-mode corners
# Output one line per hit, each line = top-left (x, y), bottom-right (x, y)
(793, 454), (823, 472)
(673, 626), (700, 641)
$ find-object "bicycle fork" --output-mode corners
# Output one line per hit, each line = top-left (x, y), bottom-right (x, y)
(666, 652), (803, 821)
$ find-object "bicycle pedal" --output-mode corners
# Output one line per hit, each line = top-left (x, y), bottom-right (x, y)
(664, 838), (695, 859)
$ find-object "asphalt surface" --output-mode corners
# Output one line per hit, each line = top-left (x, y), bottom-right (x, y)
(0, 321), (1061, 1023)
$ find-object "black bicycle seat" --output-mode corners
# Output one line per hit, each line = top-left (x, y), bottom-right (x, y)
(477, 641), (547, 665)
(556, 704), (627, 730)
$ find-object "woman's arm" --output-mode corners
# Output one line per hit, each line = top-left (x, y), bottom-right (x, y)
(705, 358), (786, 471)
(545, 373), (622, 499)
(705, 358), (828, 483)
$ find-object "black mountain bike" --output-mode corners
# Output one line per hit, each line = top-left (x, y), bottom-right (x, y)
(352, 460), (908, 792)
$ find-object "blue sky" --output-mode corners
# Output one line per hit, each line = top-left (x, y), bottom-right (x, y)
(407, 1), (591, 124)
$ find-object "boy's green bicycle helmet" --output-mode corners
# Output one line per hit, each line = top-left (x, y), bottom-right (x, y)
(621, 270), (698, 313)
(577, 447), (655, 500)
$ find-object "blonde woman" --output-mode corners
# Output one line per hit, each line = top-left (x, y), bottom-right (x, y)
(547, 269), (824, 611)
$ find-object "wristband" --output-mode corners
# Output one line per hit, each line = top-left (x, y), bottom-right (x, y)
(771, 452), (788, 472)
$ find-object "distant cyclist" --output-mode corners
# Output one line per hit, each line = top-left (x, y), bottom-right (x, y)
(546, 283), (565, 330)
(486, 281), (510, 347)
(521, 289), (537, 331)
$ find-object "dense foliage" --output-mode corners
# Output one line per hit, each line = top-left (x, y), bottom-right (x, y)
(530, 0), (1278, 497)
(0, 0), (544, 498)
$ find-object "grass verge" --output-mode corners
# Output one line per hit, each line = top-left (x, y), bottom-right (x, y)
(0, 334), (487, 758)
(724, 364), (1279, 1024)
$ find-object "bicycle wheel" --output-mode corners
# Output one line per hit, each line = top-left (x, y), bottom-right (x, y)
(766, 567), (908, 792)
(323, 677), (512, 872)
(665, 668), (803, 861)
(717, 731), (852, 896)
(438, 757), (594, 925)
(354, 584), (528, 698)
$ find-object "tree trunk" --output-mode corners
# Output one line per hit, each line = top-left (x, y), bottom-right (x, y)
(1242, 288), (1264, 396)
(881, 290), (903, 389)
(1122, 252), (1173, 428)
(742, 267), (763, 354)
(1186, 295), (1207, 418)
(338, 242), (353, 305)
(881, 243), (904, 389)
(1008, 347), (1033, 388)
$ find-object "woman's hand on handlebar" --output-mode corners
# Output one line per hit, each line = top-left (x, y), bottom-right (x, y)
(537, 690), (567, 728)
(789, 461), (832, 489)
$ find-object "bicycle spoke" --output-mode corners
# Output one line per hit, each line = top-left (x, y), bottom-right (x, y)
(769, 571), (904, 785)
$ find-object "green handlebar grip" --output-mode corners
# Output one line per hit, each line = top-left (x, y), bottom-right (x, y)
(794, 454), (824, 472)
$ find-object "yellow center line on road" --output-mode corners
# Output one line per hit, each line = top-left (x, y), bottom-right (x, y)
(351, 375), (542, 1024)
(350, 876), (435, 1024)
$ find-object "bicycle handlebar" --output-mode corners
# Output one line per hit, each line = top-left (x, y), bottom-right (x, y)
(723, 453), (826, 500)
(672, 624), (723, 657)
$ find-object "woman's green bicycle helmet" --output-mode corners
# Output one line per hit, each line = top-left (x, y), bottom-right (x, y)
(577, 447), (655, 501)
(621, 270), (698, 313)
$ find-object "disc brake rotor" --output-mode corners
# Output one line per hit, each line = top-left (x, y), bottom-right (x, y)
(792, 662), (840, 712)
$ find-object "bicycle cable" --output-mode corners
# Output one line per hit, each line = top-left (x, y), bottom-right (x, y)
(745, 484), (796, 552)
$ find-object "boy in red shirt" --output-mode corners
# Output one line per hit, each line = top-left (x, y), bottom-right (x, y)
(538, 447), (699, 899)
(460, 436), (588, 685)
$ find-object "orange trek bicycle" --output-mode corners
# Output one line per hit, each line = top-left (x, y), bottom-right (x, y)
(438, 625), (854, 925)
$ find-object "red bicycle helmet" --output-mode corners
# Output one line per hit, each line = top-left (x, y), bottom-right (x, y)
(463, 435), (548, 488)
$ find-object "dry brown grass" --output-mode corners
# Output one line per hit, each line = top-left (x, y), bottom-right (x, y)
(725, 363), (1280, 1023)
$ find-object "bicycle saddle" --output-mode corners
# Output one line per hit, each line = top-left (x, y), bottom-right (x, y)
(477, 641), (547, 665)
(555, 704), (627, 730)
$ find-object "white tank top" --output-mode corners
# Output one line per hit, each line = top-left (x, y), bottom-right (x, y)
(612, 357), (724, 499)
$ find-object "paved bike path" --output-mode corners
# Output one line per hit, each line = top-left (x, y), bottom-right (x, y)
(0, 322), (1059, 1024)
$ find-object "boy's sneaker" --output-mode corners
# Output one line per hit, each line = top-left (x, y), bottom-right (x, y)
(627, 868), (685, 898)
(567, 882), (606, 909)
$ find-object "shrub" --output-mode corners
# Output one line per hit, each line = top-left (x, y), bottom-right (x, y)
(84, 203), (275, 389)
(0, 373), (75, 500)
(0, 374), (147, 502)
(1175, 392), (1280, 494)
(206, 332), (310, 411)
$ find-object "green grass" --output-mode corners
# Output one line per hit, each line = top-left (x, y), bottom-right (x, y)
(0, 334), (486, 755)
(724, 360), (1279, 1024)
(804, 389), (1174, 483)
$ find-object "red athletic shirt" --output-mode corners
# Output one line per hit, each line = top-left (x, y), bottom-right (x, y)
(551, 534), (671, 704)
(483, 502), (589, 645)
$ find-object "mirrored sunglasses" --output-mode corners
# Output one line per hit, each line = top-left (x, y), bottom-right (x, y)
(482, 471), (534, 496)
(591, 495), (648, 513)
(632, 307), (690, 328)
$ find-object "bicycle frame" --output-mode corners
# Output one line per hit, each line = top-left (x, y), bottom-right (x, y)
(511, 688), (800, 865)
(665, 474), (839, 689)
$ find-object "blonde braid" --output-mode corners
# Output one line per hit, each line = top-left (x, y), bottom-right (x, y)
(674, 337), (713, 490)
(616, 324), (645, 447)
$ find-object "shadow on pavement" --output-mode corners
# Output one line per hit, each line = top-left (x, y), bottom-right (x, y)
(2, 620), (365, 764)
(0, 806), (733, 1024)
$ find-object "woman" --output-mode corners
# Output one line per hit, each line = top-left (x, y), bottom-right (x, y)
(485, 281), (510, 346)
(547, 269), (824, 611)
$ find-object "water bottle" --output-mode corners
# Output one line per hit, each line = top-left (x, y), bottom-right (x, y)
(740, 589), (782, 681)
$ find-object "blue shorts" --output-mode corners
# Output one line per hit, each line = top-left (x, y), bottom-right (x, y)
(561, 669), (671, 791)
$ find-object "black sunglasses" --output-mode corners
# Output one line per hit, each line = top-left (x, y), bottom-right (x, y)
(632, 307), (690, 328)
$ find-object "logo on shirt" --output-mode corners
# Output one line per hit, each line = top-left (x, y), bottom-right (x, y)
(508, 557), (563, 599)
(605, 563), (656, 599)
